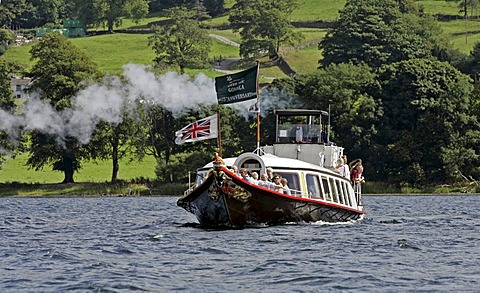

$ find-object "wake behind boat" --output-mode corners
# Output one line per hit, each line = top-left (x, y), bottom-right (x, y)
(177, 109), (366, 227)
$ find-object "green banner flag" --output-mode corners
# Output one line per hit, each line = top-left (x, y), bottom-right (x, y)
(215, 66), (258, 105)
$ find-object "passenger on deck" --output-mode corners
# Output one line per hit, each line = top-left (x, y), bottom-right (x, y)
(259, 174), (276, 190)
(273, 175), (283, 193)
(240, 168), (255, 184)
(343, 155), (350, 179)
(251, 171), (259, 182)
(334, 158), (350, 179)
(294, 120), (305, 142)
(266, 167), (274, 182)
(230, 165), (240, 177)
(319, 124), (330, 144)
(350, 159), (365, 184)
(280, 178), (291, 195)
(334, 158), (343, 174)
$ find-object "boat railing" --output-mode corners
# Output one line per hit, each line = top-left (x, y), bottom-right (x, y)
(184, 184), (196, 196)
(287, 189), (304, 197)
(354, 182), (362, 206)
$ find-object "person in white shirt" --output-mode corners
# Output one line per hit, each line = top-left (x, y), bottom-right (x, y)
(240, 168), (255, 184)
(280, 178), (291, 195)
(334, 158), (350, 179)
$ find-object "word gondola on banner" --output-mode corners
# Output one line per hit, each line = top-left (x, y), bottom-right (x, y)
(214, 64), (261, 154)
(174, 65), (260, 157)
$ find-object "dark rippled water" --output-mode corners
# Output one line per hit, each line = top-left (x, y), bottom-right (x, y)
(1, 195), (479, 292)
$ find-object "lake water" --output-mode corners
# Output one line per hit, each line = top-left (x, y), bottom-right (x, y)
(1, 195), (479, 292)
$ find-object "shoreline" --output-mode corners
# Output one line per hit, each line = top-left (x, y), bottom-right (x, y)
(2, 193), (479, 198)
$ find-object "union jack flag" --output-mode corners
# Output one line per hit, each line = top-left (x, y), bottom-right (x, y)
(175, 114), (218, 145)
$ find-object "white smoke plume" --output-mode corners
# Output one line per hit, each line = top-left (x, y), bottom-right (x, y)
(1, 64), (292, 152)
(0, 108), (23, 137)
(1, 64), (220, 147)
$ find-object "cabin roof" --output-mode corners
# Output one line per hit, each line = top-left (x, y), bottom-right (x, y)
(198, 153), (337, 176)
(274, 109), (328, 116)
(257, 154), (325, 171)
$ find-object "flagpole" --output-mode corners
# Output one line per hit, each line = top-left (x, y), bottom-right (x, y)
(255, 61), (260, 154)
(217, 112), (223, 157)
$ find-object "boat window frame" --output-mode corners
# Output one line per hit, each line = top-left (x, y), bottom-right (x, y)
(239, 159), (262, 177)
(319, 175), (328, 201)
(323, 176), (333, 202)
(342, 181), (352, 207)
(328, 177), (339, 203)
(274, 172), (301, 196)
(335, 180), (345, 204)
(306, 173), (322, 199)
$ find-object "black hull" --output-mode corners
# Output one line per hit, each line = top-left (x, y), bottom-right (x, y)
(177, 167), (364, 228)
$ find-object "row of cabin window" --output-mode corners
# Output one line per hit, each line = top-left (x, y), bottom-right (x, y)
(275, 172), (353, 206)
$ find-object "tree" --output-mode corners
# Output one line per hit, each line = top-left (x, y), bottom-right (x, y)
(319, 0), (444, 69)
(134, 104), (175, 170)
(229, 0), (303, 58)
(375, 59), (479, 185)
(0, 29), (15, 56)
(97, 0), (150, 33)
(94, 0), (128, 33)
(89, 117), (139, 183)
(0, 0), (34, 28)
(148, 6), (211, 74)
(27, 32), (101, 183)
(63, 0), (96, 29)
(0, 60), (21, 168)
(124, 0), (150, 25)
(445, 0), (480, 19)
(65, 0), (149, 33)
(203, 0), (225, 17)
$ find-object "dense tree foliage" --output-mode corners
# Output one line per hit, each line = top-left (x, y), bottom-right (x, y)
(374, 59), (480, 184)
(313, 0), (480, 185)
(203, 0), (225, 17)
(319, 0), (449, 69)
(26, 32), (102, 183)
(0, 0), (64, 29)
(229, 0), (303, 58)
(295, 63), (381, 160)
(148, 7), (211, 74)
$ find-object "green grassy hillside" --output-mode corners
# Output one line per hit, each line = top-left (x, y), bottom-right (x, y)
(1, 0), (479, 185)
(0, 152), (157, 184)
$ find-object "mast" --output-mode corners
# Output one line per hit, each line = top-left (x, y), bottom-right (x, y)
(255, 61), (260, 154)
(217, 112), (222, 157)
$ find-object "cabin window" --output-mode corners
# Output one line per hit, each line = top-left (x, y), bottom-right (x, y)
(276, 172), (300, 195)
(319, 175), (329, 201)
(276, 114), (323, 143)
(306, 174), (321, 198)
(240, 159), (262, 177)
(335, 180), (345, 204)
(342, 182), (351, 206)
(328, 178), (338, 203)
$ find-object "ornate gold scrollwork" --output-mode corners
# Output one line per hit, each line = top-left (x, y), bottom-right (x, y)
(208, 169), (251, 202)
